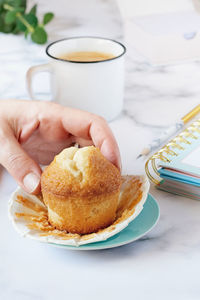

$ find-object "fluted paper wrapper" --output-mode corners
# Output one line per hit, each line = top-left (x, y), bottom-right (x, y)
(8, 175), (150, 247)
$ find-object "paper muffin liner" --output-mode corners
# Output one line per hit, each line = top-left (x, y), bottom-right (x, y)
(8, 175), (150, 247)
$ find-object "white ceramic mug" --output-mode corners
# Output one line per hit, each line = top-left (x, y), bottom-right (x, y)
(26, 37), (126, 121)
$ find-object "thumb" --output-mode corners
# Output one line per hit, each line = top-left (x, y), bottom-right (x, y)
(0, 133), (42, 194)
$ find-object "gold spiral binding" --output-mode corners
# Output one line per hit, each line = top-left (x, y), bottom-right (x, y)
(145, 118), (200, 184)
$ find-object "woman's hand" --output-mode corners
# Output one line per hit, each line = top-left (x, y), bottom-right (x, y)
(0, 100), (121, 194)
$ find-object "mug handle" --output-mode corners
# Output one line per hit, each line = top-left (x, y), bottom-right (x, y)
(26, 63), (52, 100)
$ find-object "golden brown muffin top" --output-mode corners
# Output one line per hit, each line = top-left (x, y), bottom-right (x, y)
(41, 146), (121, 197)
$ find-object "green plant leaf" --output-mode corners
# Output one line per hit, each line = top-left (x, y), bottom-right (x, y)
(24, 28), (28, 38)
(29, 4), (37, 15)
(0, 3), (4, 13)
(8, 0), (26, 8)
(26, 14), (38, 28)
(43, 12), (54, 25)
(16, 18), (26, 31)
(14, 7), (25, 12)
(4, 0), (17, 4)
(13, 0), (22, 7)
(26, 13), (38, 27)
(0, 12), (5, 32)
(1, 20), (15, 33)
(31, 26), (47, 44)
(21, 0), (27, 9)
(12, 25), (20, 34)
(16, 13), (38, 32)
(5, 10), (16, 24)
(1, 0), (51, 45)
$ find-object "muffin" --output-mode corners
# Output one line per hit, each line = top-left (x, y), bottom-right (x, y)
(41, 146), (121, 234)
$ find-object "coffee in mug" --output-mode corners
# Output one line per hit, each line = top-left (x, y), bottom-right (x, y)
(59, 51), (115, 62)
(26, 37), (126, 121)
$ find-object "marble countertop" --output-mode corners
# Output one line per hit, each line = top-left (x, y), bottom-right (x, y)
(0, 1), (200, 299)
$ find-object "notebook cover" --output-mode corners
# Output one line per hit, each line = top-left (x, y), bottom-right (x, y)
(158, 168), (200, 186)
(159, 136), (200, 177)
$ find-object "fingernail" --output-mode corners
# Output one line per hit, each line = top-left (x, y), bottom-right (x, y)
(23, 172), (40, 193)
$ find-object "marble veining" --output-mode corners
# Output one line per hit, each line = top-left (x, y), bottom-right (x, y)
(0, 1), (200, 299)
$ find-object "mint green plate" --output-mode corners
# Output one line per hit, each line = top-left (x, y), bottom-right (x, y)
(49, 194), (159, 250)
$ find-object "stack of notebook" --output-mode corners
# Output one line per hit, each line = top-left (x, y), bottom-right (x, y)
(146, 119), (200, 200)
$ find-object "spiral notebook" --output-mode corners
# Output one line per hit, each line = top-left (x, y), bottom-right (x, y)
(145, 119), (200, 200)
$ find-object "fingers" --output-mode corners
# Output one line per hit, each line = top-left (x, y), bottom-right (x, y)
(0, 125), (42, 194)
(99, 138), (121, 170)
(61, 107), (121, 169)
(88, 116), (121, 170)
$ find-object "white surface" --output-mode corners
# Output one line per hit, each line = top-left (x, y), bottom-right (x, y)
(1, 0), (200, 299)
(116, 0), (193, 17)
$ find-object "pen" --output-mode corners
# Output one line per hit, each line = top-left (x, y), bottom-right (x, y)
(137, 104), (200, 159)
